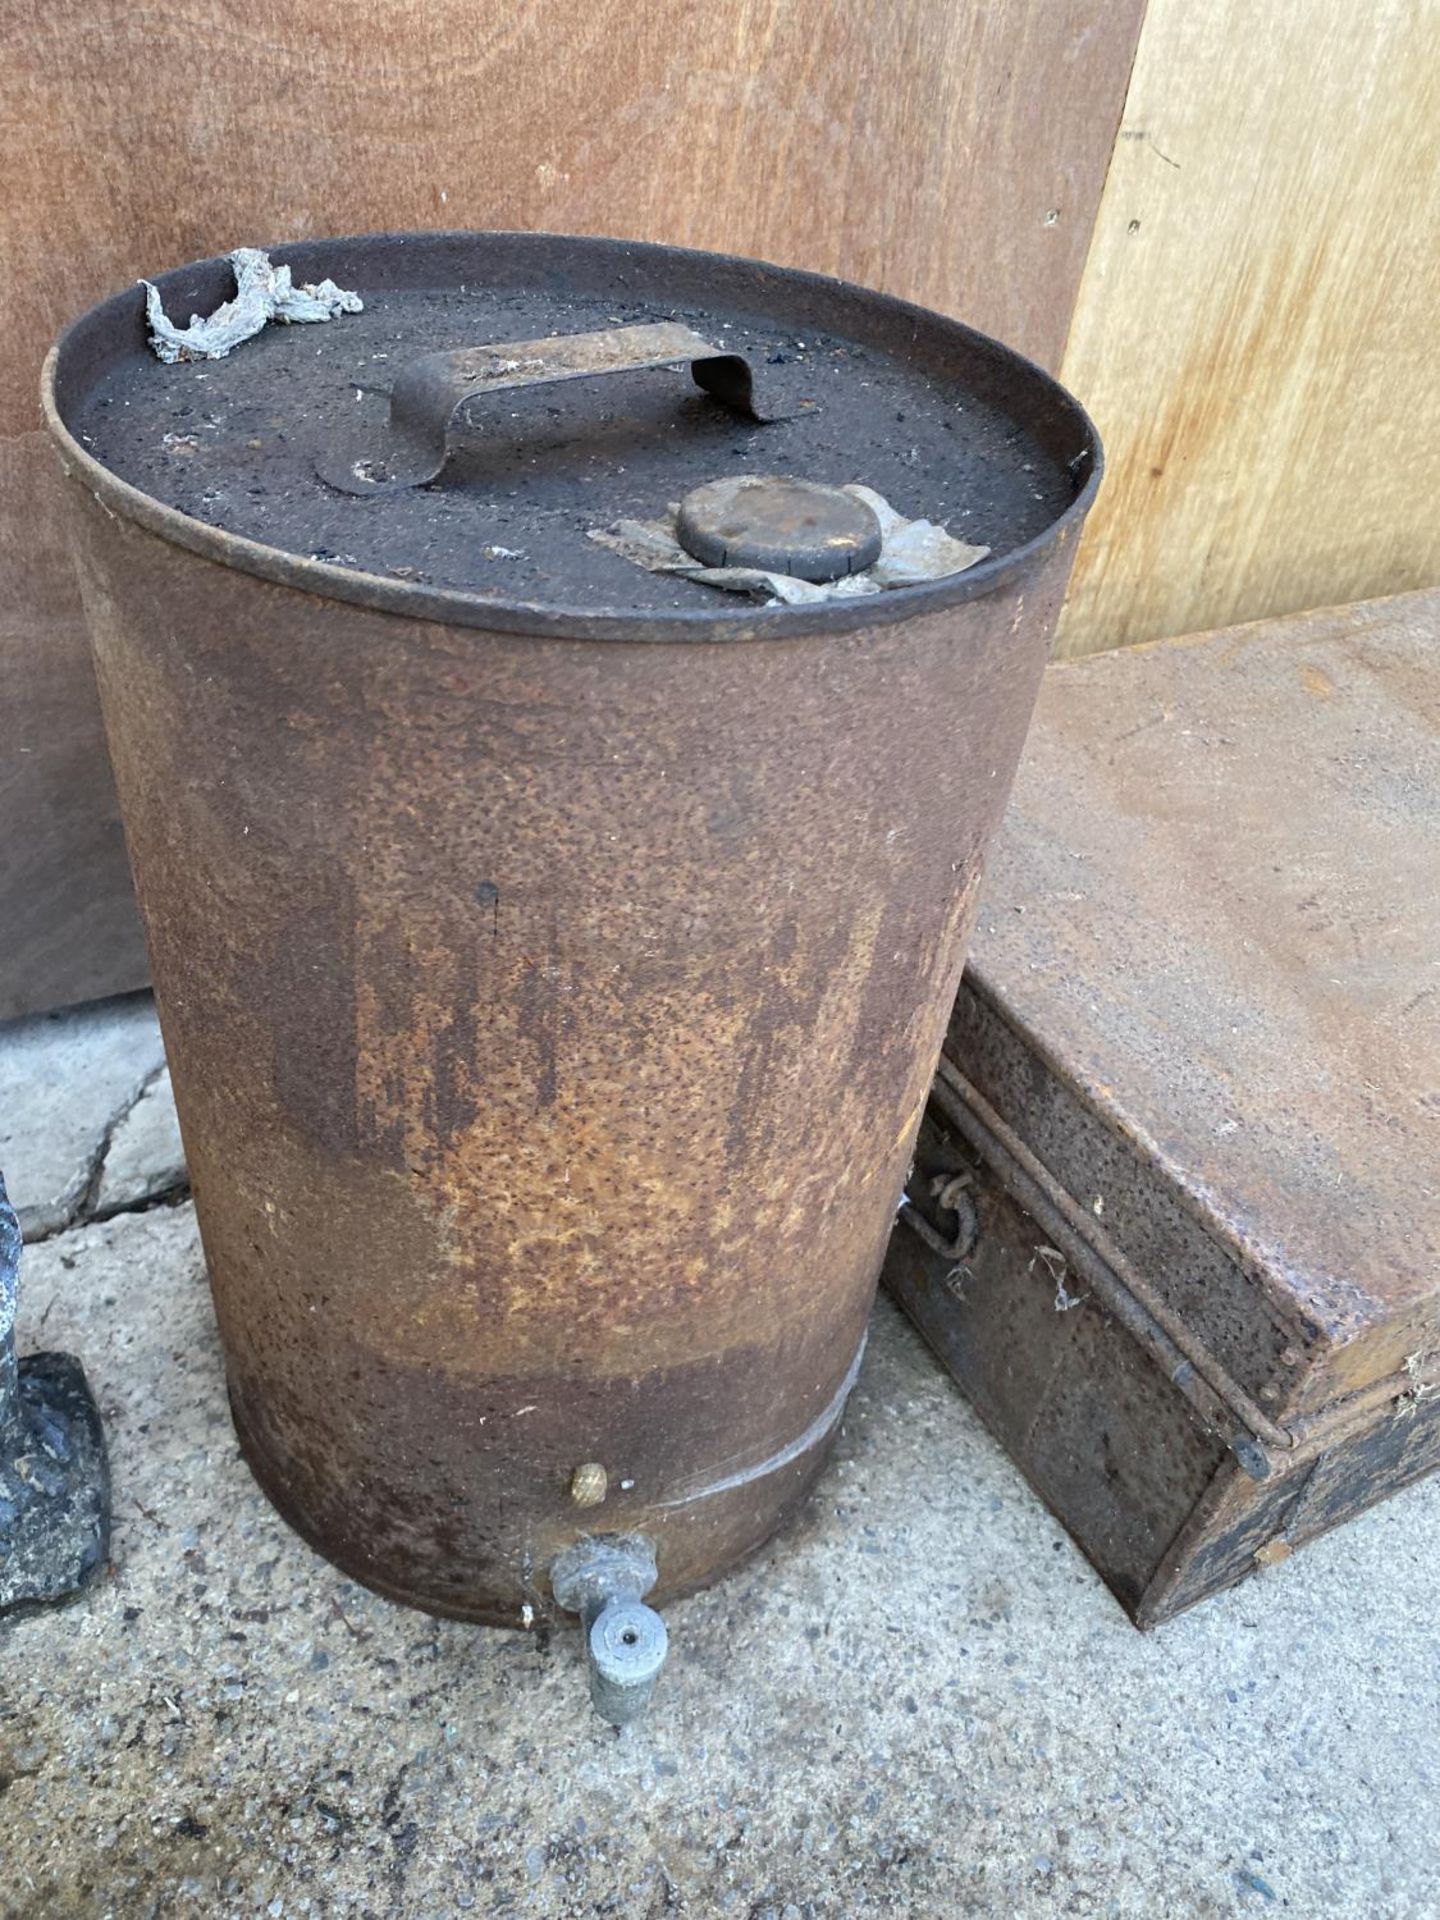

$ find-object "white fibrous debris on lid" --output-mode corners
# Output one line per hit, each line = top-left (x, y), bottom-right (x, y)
(142, 247), (363, 365)
(589, 483), (989, 607)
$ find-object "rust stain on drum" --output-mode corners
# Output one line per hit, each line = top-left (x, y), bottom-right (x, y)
(45, 232), (1098, 1624)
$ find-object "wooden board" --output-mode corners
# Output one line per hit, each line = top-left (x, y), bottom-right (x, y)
(0, 436), (150, 1018)
(1055, 0), (1440, 656)
(0, 0), (1145, 1019)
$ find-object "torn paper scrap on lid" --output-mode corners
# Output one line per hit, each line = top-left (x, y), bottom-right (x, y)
(589, 485), (990, 605)
(141, 248), (363, 364)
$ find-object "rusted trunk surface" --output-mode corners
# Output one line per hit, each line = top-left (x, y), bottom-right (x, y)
(47, 233), (1096, 1622)
(888, 589), (1440, 1626)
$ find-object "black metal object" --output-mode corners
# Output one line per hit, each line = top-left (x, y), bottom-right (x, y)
(898, 1166), (980, 1266)
(316, 322), (784, 496)
(0, 1173), (110, 1614)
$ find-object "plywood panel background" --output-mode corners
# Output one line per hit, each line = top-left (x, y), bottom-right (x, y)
(1055, 0), (1440, 656)
(0, 0), (1146, 1020)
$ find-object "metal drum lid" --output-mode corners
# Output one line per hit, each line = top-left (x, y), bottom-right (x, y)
(54, 232), (1099, 625)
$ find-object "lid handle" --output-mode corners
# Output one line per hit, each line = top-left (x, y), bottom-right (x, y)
(316, 321), (788, 495)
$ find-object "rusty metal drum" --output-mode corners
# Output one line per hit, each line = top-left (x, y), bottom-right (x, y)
(44, 233), (1100, 1641)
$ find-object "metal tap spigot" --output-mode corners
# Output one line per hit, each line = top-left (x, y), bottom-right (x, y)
(550, 1535), (669, 1727)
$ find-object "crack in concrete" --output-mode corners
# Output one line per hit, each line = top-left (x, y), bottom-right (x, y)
(23, 1065), (188, 1244)
(89, 1181), (194, 1230)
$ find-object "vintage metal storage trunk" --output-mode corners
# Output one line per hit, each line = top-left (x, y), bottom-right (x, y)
(885, 590), (1440, 1627)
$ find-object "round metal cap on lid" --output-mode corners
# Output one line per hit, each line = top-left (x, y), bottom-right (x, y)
(675, 474), (884, 583)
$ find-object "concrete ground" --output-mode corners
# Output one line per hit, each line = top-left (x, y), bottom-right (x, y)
(3, 999), (1438, 1918)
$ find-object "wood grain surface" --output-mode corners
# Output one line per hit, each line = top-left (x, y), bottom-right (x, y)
(1055, 0), (1440, 656)
(0, 0), (1144, 1018)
